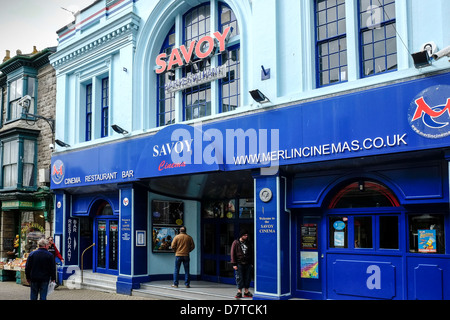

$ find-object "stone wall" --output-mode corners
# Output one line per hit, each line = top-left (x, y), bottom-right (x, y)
(36, 64), (56, 179)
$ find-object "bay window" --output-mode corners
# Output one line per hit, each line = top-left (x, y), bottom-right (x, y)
(8, 76), (36, 121)
(1, 130), (38, 189)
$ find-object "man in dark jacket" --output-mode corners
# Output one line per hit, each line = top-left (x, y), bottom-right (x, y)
(25, 238), (56, 300)
(230, 229), (253, 298)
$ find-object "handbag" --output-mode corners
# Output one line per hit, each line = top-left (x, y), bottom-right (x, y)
(48, 281), (56, 295)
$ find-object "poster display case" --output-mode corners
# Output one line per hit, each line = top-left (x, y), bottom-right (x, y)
(151, 200), (184, 253)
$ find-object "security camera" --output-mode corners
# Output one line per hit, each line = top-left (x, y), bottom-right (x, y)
(432, 46), (450, 61)
(49, 143), (55, 150)
(17, 95), (32, 113)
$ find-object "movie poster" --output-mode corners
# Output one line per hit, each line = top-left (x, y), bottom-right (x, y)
(418, 229), (437, 253)
(300, 251), (319, 279)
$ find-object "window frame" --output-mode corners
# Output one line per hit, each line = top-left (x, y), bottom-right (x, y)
(314, 0), (348, 88)
(85, 83), (93, 141)
(358, 0), (397, 78)
(327, 210), (402, 253)
(101, 77), (109, 138)
(7, 75), (37, 122)
(80, 69), (110, 142)
(156, 1), (240, 126)
(181, 3), (213, 122)
(408, 213), (446, 255)
(157, 26), (176, 127)
(0, 130), (38, 190)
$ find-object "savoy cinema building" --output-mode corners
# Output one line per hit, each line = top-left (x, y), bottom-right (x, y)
(49, 0), (450, 300)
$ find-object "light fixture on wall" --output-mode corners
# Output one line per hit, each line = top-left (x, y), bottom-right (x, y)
(111, 124), (129, 135)
(411, 42), (439, 69)
(249, 89), (269, 103)
(19, 95), (56, 132)
(411, 50), (431, 68)
(55, 139), (70, 148)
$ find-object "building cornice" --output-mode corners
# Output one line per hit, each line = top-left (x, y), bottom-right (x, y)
(0, 48), (56, 75)
(50, 12), (140, 70)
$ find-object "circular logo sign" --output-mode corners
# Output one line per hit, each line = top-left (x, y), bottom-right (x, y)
(51, 160), (65, 184)
(259, 188), (273, 203)
(408, 85), (450, 139)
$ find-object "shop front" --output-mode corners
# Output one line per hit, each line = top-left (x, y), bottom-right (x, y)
(289, 155), (450, 300)
(51, 71), (450, 299)
(0, 195), (53, 284)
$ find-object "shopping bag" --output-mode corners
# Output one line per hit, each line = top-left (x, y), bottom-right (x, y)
(48, 281), (56, 295)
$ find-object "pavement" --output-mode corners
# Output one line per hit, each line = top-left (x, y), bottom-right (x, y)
(0, 280), (287, 319)
(0, 281), (161, 300)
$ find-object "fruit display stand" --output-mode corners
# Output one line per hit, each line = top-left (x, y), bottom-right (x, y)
(0, 261), (17, 282)
(0, 258), (28, 285)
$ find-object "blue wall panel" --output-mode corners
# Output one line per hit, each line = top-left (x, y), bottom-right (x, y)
(407, 257), (450, 300)
(327, 254), (404, 300)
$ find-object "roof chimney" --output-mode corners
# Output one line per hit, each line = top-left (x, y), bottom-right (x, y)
(2, 50), (10, 63)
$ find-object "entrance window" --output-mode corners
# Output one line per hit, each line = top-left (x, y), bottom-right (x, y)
(328, 180), (400, 251)
(329, 214), (400, 250)
(354, 216), (372, 248)
(329, 216), (348, 248)
(202, 200), (236, 219)
(409, 214), (445, 254)
(201, 197), (253, 283)
(95, 201), (113, 216)
(328, 180), (399, 209)
(379, 215), (398, 249)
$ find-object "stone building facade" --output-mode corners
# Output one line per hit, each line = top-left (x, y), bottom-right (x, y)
(0, 47), (56, 260)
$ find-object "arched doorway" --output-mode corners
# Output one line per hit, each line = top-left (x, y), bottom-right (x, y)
(324, 179), (404, 299)
(92, 200), (119, 275)
(294, 178), (402, 299)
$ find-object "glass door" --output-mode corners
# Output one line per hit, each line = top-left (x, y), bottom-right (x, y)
(95, 219), (118, 275)
(201, 199), (254, 284)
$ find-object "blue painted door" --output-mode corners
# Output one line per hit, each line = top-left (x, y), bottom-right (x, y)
(326, 212), (404, 299)
(296, 215), (324, 299)
(94, 218), (119, 275)
(325, 211), (450, 300)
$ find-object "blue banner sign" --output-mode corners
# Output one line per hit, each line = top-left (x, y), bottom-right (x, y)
(51, 73), (450, 189)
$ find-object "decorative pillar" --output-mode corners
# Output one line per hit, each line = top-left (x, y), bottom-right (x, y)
(116, 183), (149, 295)
(253, 172), (291, 299)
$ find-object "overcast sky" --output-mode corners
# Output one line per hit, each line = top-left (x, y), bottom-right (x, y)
(0, 0), (95, 61)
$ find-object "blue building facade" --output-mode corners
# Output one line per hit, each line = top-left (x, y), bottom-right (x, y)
(49, 0), (450, 299)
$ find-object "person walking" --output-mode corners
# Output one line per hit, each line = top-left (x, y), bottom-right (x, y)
(231, 229), (253, 298)
(47, 236), (63, 287)
(171, 226), (195, 288)
(25, 238), (56, 300)
(47, 237), (64, 264)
